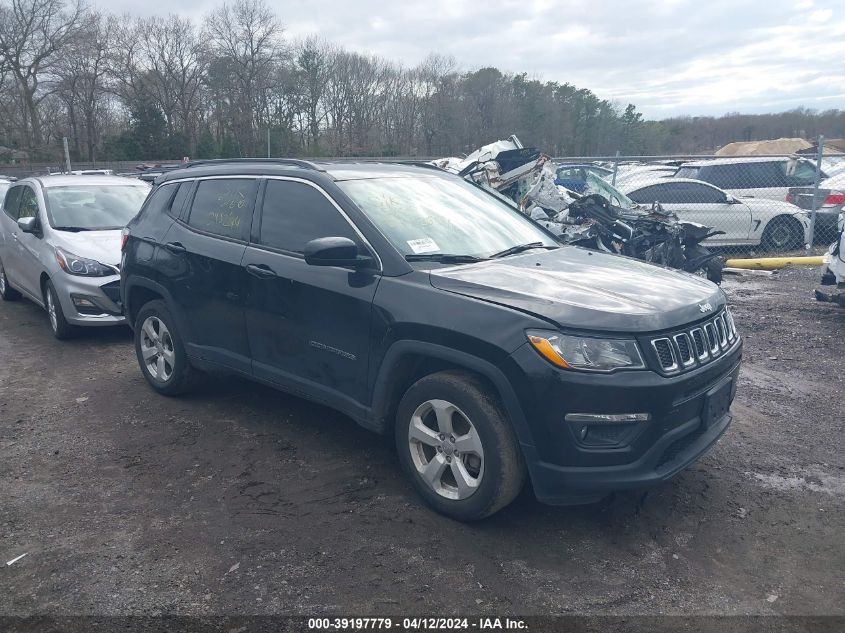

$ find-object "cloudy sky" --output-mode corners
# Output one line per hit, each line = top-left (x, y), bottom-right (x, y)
(103, 0), (845, 120)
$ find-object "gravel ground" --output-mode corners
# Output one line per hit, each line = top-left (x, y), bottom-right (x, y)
(1, 265), (843, 617)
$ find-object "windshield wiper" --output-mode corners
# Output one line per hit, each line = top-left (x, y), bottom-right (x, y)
(52, 226), (94, 232)
(490, 242), (558, 258)
(405, 253), (488, 264)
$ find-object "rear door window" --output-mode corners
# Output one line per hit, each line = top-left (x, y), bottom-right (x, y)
(3, 185), (23, 220)
(257, 180), (358, 254)
(677, 183), (726, 203)
(186, 178), (258, 241)
(700, 165), (741, 189)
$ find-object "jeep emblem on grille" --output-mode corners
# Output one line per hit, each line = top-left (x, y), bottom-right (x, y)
(698, 302), (714, 313)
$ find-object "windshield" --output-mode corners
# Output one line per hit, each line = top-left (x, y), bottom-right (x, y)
(45, 185), (149, 230)
(584, 172), (636, 209)
(337, 176), (558, 259)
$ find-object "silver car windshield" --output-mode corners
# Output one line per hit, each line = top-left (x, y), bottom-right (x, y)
(45, 185), (149, 231)
(338, 176), (558, 258)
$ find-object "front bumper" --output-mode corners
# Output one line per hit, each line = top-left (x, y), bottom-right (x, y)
(504, 337), (741, 505)
(54, 273), (126, 326)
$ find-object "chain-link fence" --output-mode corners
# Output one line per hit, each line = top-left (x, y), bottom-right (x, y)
(552, 150), (845, 252)
(3, 149), (844, 254)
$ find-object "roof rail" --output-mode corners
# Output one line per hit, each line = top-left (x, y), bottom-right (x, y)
(183, 158), (326, 172)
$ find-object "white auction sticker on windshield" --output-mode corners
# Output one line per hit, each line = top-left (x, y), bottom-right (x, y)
(407, 238), (440, 254)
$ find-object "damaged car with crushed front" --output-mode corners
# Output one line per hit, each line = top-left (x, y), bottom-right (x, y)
(121, 160), (741, 521)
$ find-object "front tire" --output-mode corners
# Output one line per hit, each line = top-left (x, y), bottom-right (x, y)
(686, 245), (724, 284)
(0, 261), (21, 301)
(134, 300), (196, 396)
(45, 280), (75, 340)
(762, 217), (804, 251)
(395, 370), (526, 521)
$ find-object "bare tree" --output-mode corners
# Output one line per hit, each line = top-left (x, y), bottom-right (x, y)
(204, 0), (282, 155)
(54, 10), (114, 160)
(294, 37), (332, 152)
(0, 0), (85, 154)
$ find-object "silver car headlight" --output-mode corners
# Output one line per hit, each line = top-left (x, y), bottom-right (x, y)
(55, 247), (115, 277)
(526, 330), (646, 372)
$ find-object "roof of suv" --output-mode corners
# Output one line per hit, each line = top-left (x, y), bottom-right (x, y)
(157, 159), (447, 184)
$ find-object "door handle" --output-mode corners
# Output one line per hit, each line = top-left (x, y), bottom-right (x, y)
(245, 263), (277, 279)
(164, 241), (186, 254)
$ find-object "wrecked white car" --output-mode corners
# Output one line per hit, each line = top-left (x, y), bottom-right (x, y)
(434, 136), (725, 283)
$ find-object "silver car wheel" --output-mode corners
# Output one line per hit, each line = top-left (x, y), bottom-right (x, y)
(769, 224), (791, 248)
(408, 399), (484, 500)
(46, 290), (58, 332)
(140, 316), (176, 382)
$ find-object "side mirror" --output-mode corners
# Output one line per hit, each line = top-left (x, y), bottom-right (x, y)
(17, 216), (39, 235)
(304, 236), (374, 269)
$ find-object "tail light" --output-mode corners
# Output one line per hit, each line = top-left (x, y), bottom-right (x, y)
(822, 192), (845, 207)
(121, 227), (130, 252)
(786, 191), (845, 207)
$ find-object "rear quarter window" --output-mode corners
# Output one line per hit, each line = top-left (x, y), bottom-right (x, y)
(138, 183), (179, 220)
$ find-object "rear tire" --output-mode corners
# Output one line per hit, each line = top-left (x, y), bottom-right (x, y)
(134, 300), (197, 396)
(394, 370), (526, 521)
(45, 280), (75, 340)
(0, 262), (21, 301)
(762, 217), (804, 251)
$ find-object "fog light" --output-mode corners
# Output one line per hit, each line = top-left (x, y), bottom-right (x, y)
(71, 295), (106, 315)
(564, 413), (651, 423)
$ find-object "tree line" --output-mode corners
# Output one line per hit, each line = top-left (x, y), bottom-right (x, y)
(1, 0), (843, 164)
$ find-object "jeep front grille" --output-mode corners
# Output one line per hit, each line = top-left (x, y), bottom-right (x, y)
(648, 308), (739, 374)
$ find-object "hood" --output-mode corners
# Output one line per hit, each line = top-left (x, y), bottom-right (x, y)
(50, 229), (122, 267)
(429, 247), (725, 333)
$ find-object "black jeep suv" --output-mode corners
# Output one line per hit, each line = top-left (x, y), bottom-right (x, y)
(120, 159), (742, 520)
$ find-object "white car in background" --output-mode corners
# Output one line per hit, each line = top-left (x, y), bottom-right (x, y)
(620, 177), (811, 250)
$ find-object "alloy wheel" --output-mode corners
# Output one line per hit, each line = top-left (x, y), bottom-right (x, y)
(46, 291), (58, 332)
(140, 316), (176, 382)
(408, 399), (484, 500)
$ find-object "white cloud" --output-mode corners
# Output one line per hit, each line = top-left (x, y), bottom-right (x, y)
(106, 0), (845, 119)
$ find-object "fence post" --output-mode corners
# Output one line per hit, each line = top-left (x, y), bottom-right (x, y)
(63, 137), (72, 174)
(611, 150), (620, 186)
(807, 135), (824, 249)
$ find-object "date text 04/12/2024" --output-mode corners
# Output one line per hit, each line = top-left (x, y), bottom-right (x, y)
(307, 618), (528, 630)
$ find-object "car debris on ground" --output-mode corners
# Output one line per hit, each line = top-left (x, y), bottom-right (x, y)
(433, 136), (725, 283)
(816, 212), (845, 307)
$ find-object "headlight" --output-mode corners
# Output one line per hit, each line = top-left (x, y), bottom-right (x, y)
(526, 330), (645, 372)
(55, 247), (114, 277)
